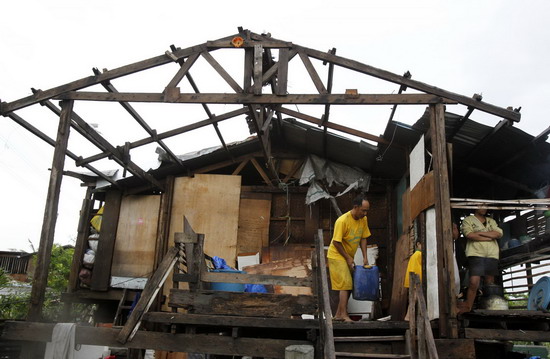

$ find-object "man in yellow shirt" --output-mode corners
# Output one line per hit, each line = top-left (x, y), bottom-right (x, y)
(459, 205), (503, 314)
(327, 195), (371, 322)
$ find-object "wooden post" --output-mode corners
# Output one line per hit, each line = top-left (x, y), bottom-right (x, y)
(27, 100), (73, 321)
(316, 229), (335, 359)
(67, 186), (94, 293)
(429, 104), (458, 338)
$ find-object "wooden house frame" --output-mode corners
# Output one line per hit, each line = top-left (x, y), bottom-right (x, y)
(2, 28), (549, 358)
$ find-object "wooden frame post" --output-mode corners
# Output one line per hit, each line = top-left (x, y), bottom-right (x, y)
(429, 104), (458, 338)
(27, 100), (73, 321)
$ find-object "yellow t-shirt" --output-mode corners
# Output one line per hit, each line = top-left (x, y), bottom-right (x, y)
(403, 250), (422, 288)
(461, 215), (502, 259)
(327, 211), (371, 260)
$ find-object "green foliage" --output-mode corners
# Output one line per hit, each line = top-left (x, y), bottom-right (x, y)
(0, 268), (10, 288)
(0, 244), (79, 321)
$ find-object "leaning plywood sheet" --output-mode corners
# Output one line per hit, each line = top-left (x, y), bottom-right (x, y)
(111, 195), (161, 278)
(170, 174), (241, 267)
(237, 193), (271, 254)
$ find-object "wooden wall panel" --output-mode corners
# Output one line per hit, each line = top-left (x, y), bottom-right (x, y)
(237, 193), (271, 254)
(169, 174), (241, 267)
(111, 195), (161, 277)
(410, 171), (435, 221)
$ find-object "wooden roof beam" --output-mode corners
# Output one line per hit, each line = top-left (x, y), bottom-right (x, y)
(247, 105), (278, 186)
(77, 107), (247, 167)
(322, 48), (337, 158)
(295, 45), (521, 122)
(39, 99), (164, 190)
(201, 51), (243, 93)
(168, 45), (232, 160)
(0, 42), (211, 114)
(6, 112), (119, 187)
(92, 68), (188, 171)
(447, 93), (483, 141)
(298, 51), (328, 94)
(277, 106), (403, 149)
(56, 92), (455, 105)
(385, 71), (412, 128)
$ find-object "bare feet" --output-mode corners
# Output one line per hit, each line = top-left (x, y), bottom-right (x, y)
(456, 301), (471, 316)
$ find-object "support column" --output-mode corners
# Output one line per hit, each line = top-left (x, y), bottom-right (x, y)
(28, 100), (73, 321)
(429, 103), (458, 338)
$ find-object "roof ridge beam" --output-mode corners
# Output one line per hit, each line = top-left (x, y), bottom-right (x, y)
(295, 45), (520, 122)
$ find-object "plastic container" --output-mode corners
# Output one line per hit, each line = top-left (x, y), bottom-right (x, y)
(352, 265), (379, 301)
(209, 268), (246, 292)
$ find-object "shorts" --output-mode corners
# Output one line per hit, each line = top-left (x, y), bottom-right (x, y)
(328, 258), (353, 290)
(467, 256), (498, 277)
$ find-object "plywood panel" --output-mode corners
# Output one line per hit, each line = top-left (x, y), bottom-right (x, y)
(111, 195), (161, 277)
(169, 174), (241, 267)
(237, 197), (271, 254)
(410, 171), (435, 220)
(243, 257), (312, 295)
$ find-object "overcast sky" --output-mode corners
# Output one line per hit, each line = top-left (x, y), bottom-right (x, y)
(1, 0), (549, 252)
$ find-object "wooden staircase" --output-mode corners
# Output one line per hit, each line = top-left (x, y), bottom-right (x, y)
(334, 333), (411, 358)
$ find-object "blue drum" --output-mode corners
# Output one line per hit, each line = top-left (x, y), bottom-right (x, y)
(352, 265), (380, 301)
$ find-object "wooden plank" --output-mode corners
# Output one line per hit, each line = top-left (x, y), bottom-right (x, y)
(410, 171), (435, 221)
(111, 195), (161, 277)
(334, 353), (410, 358)
(277, 48), (289, 95)
(317, 229), (335, 359)
(142, 312), (319, 329)
(253, 44), (263, 95)
(169, 290), (316, 317)
(298, 51), (328, 94)
(166, 52), (201, 88)
(201, 51), (243, 93)
(335, 336), (405, 342)
(169, 174), (241, 268)
(413, 276), (439, 359)
(276, 106), (395, 147)
(237, 196), (271, 253)
(91, 189), (123, 291)
(296, 45), (520, 122)
(430, 104), (457, 338)
(198, 271), (312, 287)
(465, 328), (550, 342)
(434, 339), (475, 359)
(56, 92), (454, 105)
(244, 48), (253, 93)
(243, 257), (313, 295)
(117, 246), (178, 344)
(250, 157), (272, 185)
(27, 100), (73, 321)
(2, 321), (310, 358)
(263, 49), (298, 85)
(68, 187), (93, 292)
(0, 43), (207, 114)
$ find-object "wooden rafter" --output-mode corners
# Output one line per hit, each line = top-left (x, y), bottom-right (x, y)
(169, 45), (232, 159)
(464, 118), (511, 160)
(77, 108), (247, 167)
(276, 106), (400, 148)
(0, 42), (214, 114)
(90, 70), (187, 169)
(6, 112), (118, 186)
(39, 99), (164, 190)
(298, 51), (328, 94)
(294, 44), (520, 121)
(56, 92), (455, 105)
(447, 93), (482, 141)
(201, 51), (243, 93)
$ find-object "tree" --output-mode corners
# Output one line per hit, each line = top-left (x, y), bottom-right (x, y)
(0, 244), (77, 321)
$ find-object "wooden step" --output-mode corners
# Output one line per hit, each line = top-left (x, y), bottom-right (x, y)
(335, 352), (410, 358)
(335, 335), (405, 342)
